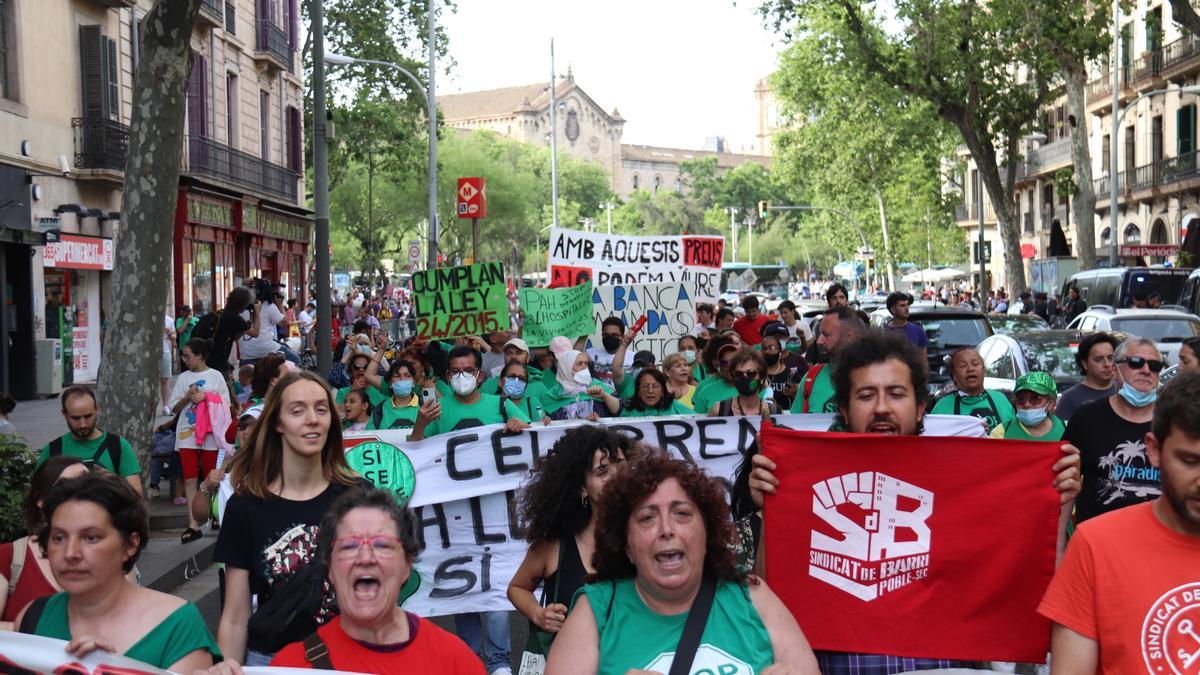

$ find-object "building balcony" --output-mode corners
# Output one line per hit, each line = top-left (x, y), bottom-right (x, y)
(198, 0), (224, 26)
(1016, 137), (1073, 181)
(88, 0), (137, 8)
(954, 201), (996, 224)
(1093, 150), (1200, 208)
(72, 117), (129, 183)
(254, 20), (292, 72)
(184, 135), (299, 203)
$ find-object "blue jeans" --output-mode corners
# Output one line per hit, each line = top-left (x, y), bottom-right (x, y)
(455, 610), (510, 672)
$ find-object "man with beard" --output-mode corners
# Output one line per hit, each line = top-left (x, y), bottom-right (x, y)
(36, 385), (142, 495)
(789, 306), (865, 414)
(748, 332), (1081, 674)
(1063, 335), (1163, 524)
(929, 347), (1016, 434)
(1038, 371), (1200, 674)
(1055, 332), (1119, 423)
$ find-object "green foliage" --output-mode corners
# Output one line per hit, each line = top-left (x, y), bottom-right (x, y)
(0, 436), (35, 541)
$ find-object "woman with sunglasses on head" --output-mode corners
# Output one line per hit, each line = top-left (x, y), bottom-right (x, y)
(620, 368), (694, 417)
(213, 371), (360, 666)
(708, 349), (779, 417)
(498, 361), (551, 425)
(334, 351), (388, 409)
(508, 427), (636, 661)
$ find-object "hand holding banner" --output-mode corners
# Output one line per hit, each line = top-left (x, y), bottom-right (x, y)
(518, 280), (595, 347)
(411, 262), (510, 340)
(760, 421), (1060, 663)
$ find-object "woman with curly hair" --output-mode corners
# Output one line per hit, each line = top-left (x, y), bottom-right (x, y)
(619, 368), (694, 417)
(507, 426), (635, 657)
(545, 451), (818, 675)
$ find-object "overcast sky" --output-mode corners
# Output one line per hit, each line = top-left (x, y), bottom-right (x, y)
(439, 0), (784, 152)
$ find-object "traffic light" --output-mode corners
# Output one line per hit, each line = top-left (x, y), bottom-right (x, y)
(757, 201), (769, 219)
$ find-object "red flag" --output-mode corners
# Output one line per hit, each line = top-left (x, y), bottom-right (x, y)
(761, 422), (1060, 663)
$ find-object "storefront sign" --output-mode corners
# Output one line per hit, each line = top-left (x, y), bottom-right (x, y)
(1120, 244), (1176, 257)
(73, 326), (90, 379)
(43, 233), (113, 270)
(186, 193), (233, 228)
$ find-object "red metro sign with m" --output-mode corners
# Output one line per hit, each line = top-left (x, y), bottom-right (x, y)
(457, 177), (487, 219)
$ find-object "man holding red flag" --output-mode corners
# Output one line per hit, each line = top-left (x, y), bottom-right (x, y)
(746, 331), (1081, 672)
(1039, 371), (1200, 675)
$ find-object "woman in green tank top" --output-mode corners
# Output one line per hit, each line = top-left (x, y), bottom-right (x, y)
(545, 452), (819, 675)
(19, 472), (219, 672)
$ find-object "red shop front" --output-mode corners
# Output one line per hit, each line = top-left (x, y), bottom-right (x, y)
(173, 189), (311, 313)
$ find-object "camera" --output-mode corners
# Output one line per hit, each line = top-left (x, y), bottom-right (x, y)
(249, 277), (281, 304)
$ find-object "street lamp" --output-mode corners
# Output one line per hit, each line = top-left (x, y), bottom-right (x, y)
(1108, 84), (1200, 265)
(325, 45), (439, 271)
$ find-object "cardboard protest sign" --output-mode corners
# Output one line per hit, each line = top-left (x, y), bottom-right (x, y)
(344, 440), (416, 506)
(518, 280), (595, 346)
(589, 282), (696, 360)
(760, 421), (1059, 663)
(411, 262), (509, 340)
(546, 227), (725, 302)
(343, 414), (983, 616)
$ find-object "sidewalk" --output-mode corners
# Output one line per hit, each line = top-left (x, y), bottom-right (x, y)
(9, 380), (177, 452)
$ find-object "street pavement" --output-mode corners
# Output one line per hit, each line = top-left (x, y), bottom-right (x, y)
(8, 395), (68, 452)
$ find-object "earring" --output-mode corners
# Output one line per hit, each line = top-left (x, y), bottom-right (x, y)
(580, 494), (589, 508)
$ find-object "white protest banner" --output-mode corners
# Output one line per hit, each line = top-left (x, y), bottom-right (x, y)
(588, 282), (696, 361)
(344, 414), (984, 616)
(546, 227), (725, 303)
(0, 631), (170, 674)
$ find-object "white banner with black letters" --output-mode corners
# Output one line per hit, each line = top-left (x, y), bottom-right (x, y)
(344, 414), (984, 616)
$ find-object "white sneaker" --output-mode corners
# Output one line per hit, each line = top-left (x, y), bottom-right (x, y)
(490, 668), (513, 675)
(162, 405), (172, 415)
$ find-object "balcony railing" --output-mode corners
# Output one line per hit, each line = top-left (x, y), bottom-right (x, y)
(185, 135), (299, 202)
(1162, 34), (1200, 72)
(1094, 171), (1126, 197)
(256, 20), (291, 71)
(1016, 137), (1074, 179)
(72, 117), (129, 171)
(1161, 149), (1200, 184)
(954, 201), (996, 223)
(1093, 150), (1200, 199)
(198, 0), (223, 25)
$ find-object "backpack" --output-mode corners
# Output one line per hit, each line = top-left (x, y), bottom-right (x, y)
(800, 364), (827, 413)
(48, 433), (124, 474)
(190, 311), (220, 342)
(7, 536), (27, 598)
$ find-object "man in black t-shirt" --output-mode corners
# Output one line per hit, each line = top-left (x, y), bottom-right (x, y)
(1063, 336), (1162, 524)
(208, 296), (261, 374)
(1057, 332), (1119, 423)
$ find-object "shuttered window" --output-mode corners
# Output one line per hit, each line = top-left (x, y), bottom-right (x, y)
(187, 50), (208, 138)
(260, 90), (270, 160)
(286, 105), (301, 172)
(79, 25), (119, 120)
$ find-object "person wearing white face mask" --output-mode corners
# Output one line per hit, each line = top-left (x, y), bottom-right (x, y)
(991, 371), (1065, 442)
(408, 347), (531, 441)
(1063, 336), (1162, 525)
(540, 350), (621, 421)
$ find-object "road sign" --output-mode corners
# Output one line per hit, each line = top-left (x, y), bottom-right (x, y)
(408, 240), (421, 263)
(456, 177), (487, 219)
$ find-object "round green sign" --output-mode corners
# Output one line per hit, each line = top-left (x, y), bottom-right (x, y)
(345, 441), (417, 506)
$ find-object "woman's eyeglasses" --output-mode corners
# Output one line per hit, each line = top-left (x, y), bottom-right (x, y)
(333, 535), (404, 559)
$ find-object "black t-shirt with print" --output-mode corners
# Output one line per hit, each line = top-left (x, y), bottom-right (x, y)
(213, 482), (355, 652)
(1063, 397), (1158, 524)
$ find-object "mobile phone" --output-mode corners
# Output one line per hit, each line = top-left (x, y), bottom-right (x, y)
(420, 387), (438, 405)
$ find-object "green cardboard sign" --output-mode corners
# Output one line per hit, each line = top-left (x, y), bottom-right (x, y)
(518, 280), (595, 347)
(345, 441), (416, 506)
(411, 262), (510, 340)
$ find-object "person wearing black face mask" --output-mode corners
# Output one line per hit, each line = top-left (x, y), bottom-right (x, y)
(760, 333), (806, 411)
(584, 317), (632, 389)
(707, 349), (780, 417)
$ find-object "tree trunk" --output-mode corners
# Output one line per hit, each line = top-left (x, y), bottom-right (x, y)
(874, 187), (897, 291)
(97, 0), (201, 483)
(960, 126), (1029, 296)
(1062, 59), (1098, 270)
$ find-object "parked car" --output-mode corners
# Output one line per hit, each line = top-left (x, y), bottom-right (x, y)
(977, 330), (1099, 394)
(869, 305), (994, 393)
(1065, 306), (1200, 365)
(1061, 266), (1193, 308)
(987, 313), (1049, 336)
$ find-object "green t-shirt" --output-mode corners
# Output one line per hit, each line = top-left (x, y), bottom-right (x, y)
(619, 399), (695, 417)
(422, 393), (530, 437)
(176, 316), (198, 351)
(998, 415), (1066, 442)
(335, 385), (388, 407)
(693, 379), (739, 415)
(507, 394), (548, 421)
(370, 395), (420, 430)
(930, 389), (1016, 434)
(37, 432), (140, 477)
(540, 379), (615, 414)
(788, 364), (837, 414)
(33, 593), (220, 669)
(577, 577), (773, 675)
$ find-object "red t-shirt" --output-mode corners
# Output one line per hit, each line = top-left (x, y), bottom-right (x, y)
(733, 314), (770, 345)
(271, 614), (485, 673)
(1038, 501), (1200, 674)
(0, 537), (58, 623)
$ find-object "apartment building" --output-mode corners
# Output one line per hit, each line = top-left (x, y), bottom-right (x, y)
(954, 2), (1200, 292)
(0, 0), (308, 396)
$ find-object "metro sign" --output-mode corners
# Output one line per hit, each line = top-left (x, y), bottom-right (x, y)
(456, 177), (487, 219)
